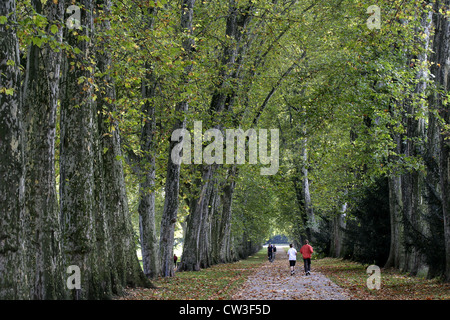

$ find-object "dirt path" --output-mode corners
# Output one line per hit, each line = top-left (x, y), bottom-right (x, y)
(231, 249), (352, 300)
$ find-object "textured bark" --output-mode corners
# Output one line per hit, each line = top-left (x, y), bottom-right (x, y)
(92, 103), (113, 298)
(0, 0), (26, 299)
(159, 0), (196, 277)
(211, 167), (236, 264)
(210, 182), (222, 265)
(96, 0), (122, 293)
(60, 0), (105, 299)
(22, 0), (66, 300)
(219, 175), (236, 263)
(134, 3), (160, 279)
(179, 166), (214, 271)
(432, 0), (450, 281)
(329, 204), (346, 259)
(138, 150), (159, 279)
(96, 0), (153, 291)
(292, 175), (310, 242)
(401, 6), (432, 276)
(385, 175), (405, 269)
(300, 135), (317, 239)
(426, 59), (445, 279)
(199, 175), (217, 268)
(384, 8), (433, 274)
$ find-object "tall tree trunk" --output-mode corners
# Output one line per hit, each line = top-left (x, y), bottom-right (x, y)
(198, 174), (219, 268)
(137, 3), (159, 279)
(292, 175), (310, 242)
(0, 0), (27, 299)
(432, 0), (450, 281)
(96, 0), (152, 291)
(300, 134), (317, 239)
(426, 31), (445, 278)
(211, 166), (236, 264)
(21, 0), (66, 299)
(210, 181), (222, 265)
(330, 203), (346, 258)
(384, 7), (433, 273)
(179, 165), (214, 271)
(60, 0), (106, 299)
(159, 0), (196, 277)
(138, 71), (159, 279)
(385, 175), (405, 269)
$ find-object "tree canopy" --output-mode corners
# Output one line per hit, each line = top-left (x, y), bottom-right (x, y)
(1, 0), (450, 299)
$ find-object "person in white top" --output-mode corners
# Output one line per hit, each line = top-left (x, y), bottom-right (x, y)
(287, 243), (297, 275)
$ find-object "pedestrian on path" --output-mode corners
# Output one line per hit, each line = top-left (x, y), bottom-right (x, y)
(267, 244), (273, 262)
(300, 240), (314, 275)
(287, 243), (297, 275)
(273, 245), (277, 261)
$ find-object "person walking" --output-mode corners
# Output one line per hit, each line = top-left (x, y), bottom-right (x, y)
(273, 245), (277, 261)
(174, 254), (178, 270)
(300, 240), (314, 275)
(267, 244), (273, 262)
(287, 243), (297, 275)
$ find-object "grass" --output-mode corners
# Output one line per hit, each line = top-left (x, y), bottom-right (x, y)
(119, 249), (268, 300)
(313, 258), (450, 300)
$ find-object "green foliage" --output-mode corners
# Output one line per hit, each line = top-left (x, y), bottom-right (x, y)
(14, 0), (444, 270)
(343, 177), (391, 265)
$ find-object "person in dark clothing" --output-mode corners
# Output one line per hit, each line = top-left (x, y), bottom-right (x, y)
(267, 244), (273, 262)
(272, 245), (277, 260)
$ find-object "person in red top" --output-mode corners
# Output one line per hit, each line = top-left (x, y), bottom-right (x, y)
(300, 240), (314, 275)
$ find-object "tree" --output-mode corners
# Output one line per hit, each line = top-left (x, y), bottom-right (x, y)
(96, 0), (152, 290)
(159, 0), (197, 277)
(22, 0), (66, 299)
(431, 0), (450, 281)
(0, 0), (26, 300)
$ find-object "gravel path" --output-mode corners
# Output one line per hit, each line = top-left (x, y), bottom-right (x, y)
(231, 250), (352, 300)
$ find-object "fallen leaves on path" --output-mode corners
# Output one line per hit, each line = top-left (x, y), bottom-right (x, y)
(231, 255), (351, 300)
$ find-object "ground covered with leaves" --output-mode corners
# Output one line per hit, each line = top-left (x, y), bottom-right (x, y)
(118, 250), (268, 300)
(117, 250), (450, 300)
(314, 258), (450, 300)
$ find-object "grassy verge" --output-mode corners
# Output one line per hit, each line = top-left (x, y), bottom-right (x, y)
(313, 258), (450, 300)
(119, 249), (267, 300)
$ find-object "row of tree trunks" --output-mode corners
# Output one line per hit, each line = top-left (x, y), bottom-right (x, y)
(383, 1), (450, 281)
(177, 0), (254, 272)
(383, 5), (430, 275)
(0, 0), (150, 299)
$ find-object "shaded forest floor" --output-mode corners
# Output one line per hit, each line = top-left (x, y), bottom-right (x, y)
(117, 249), (450, 300)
